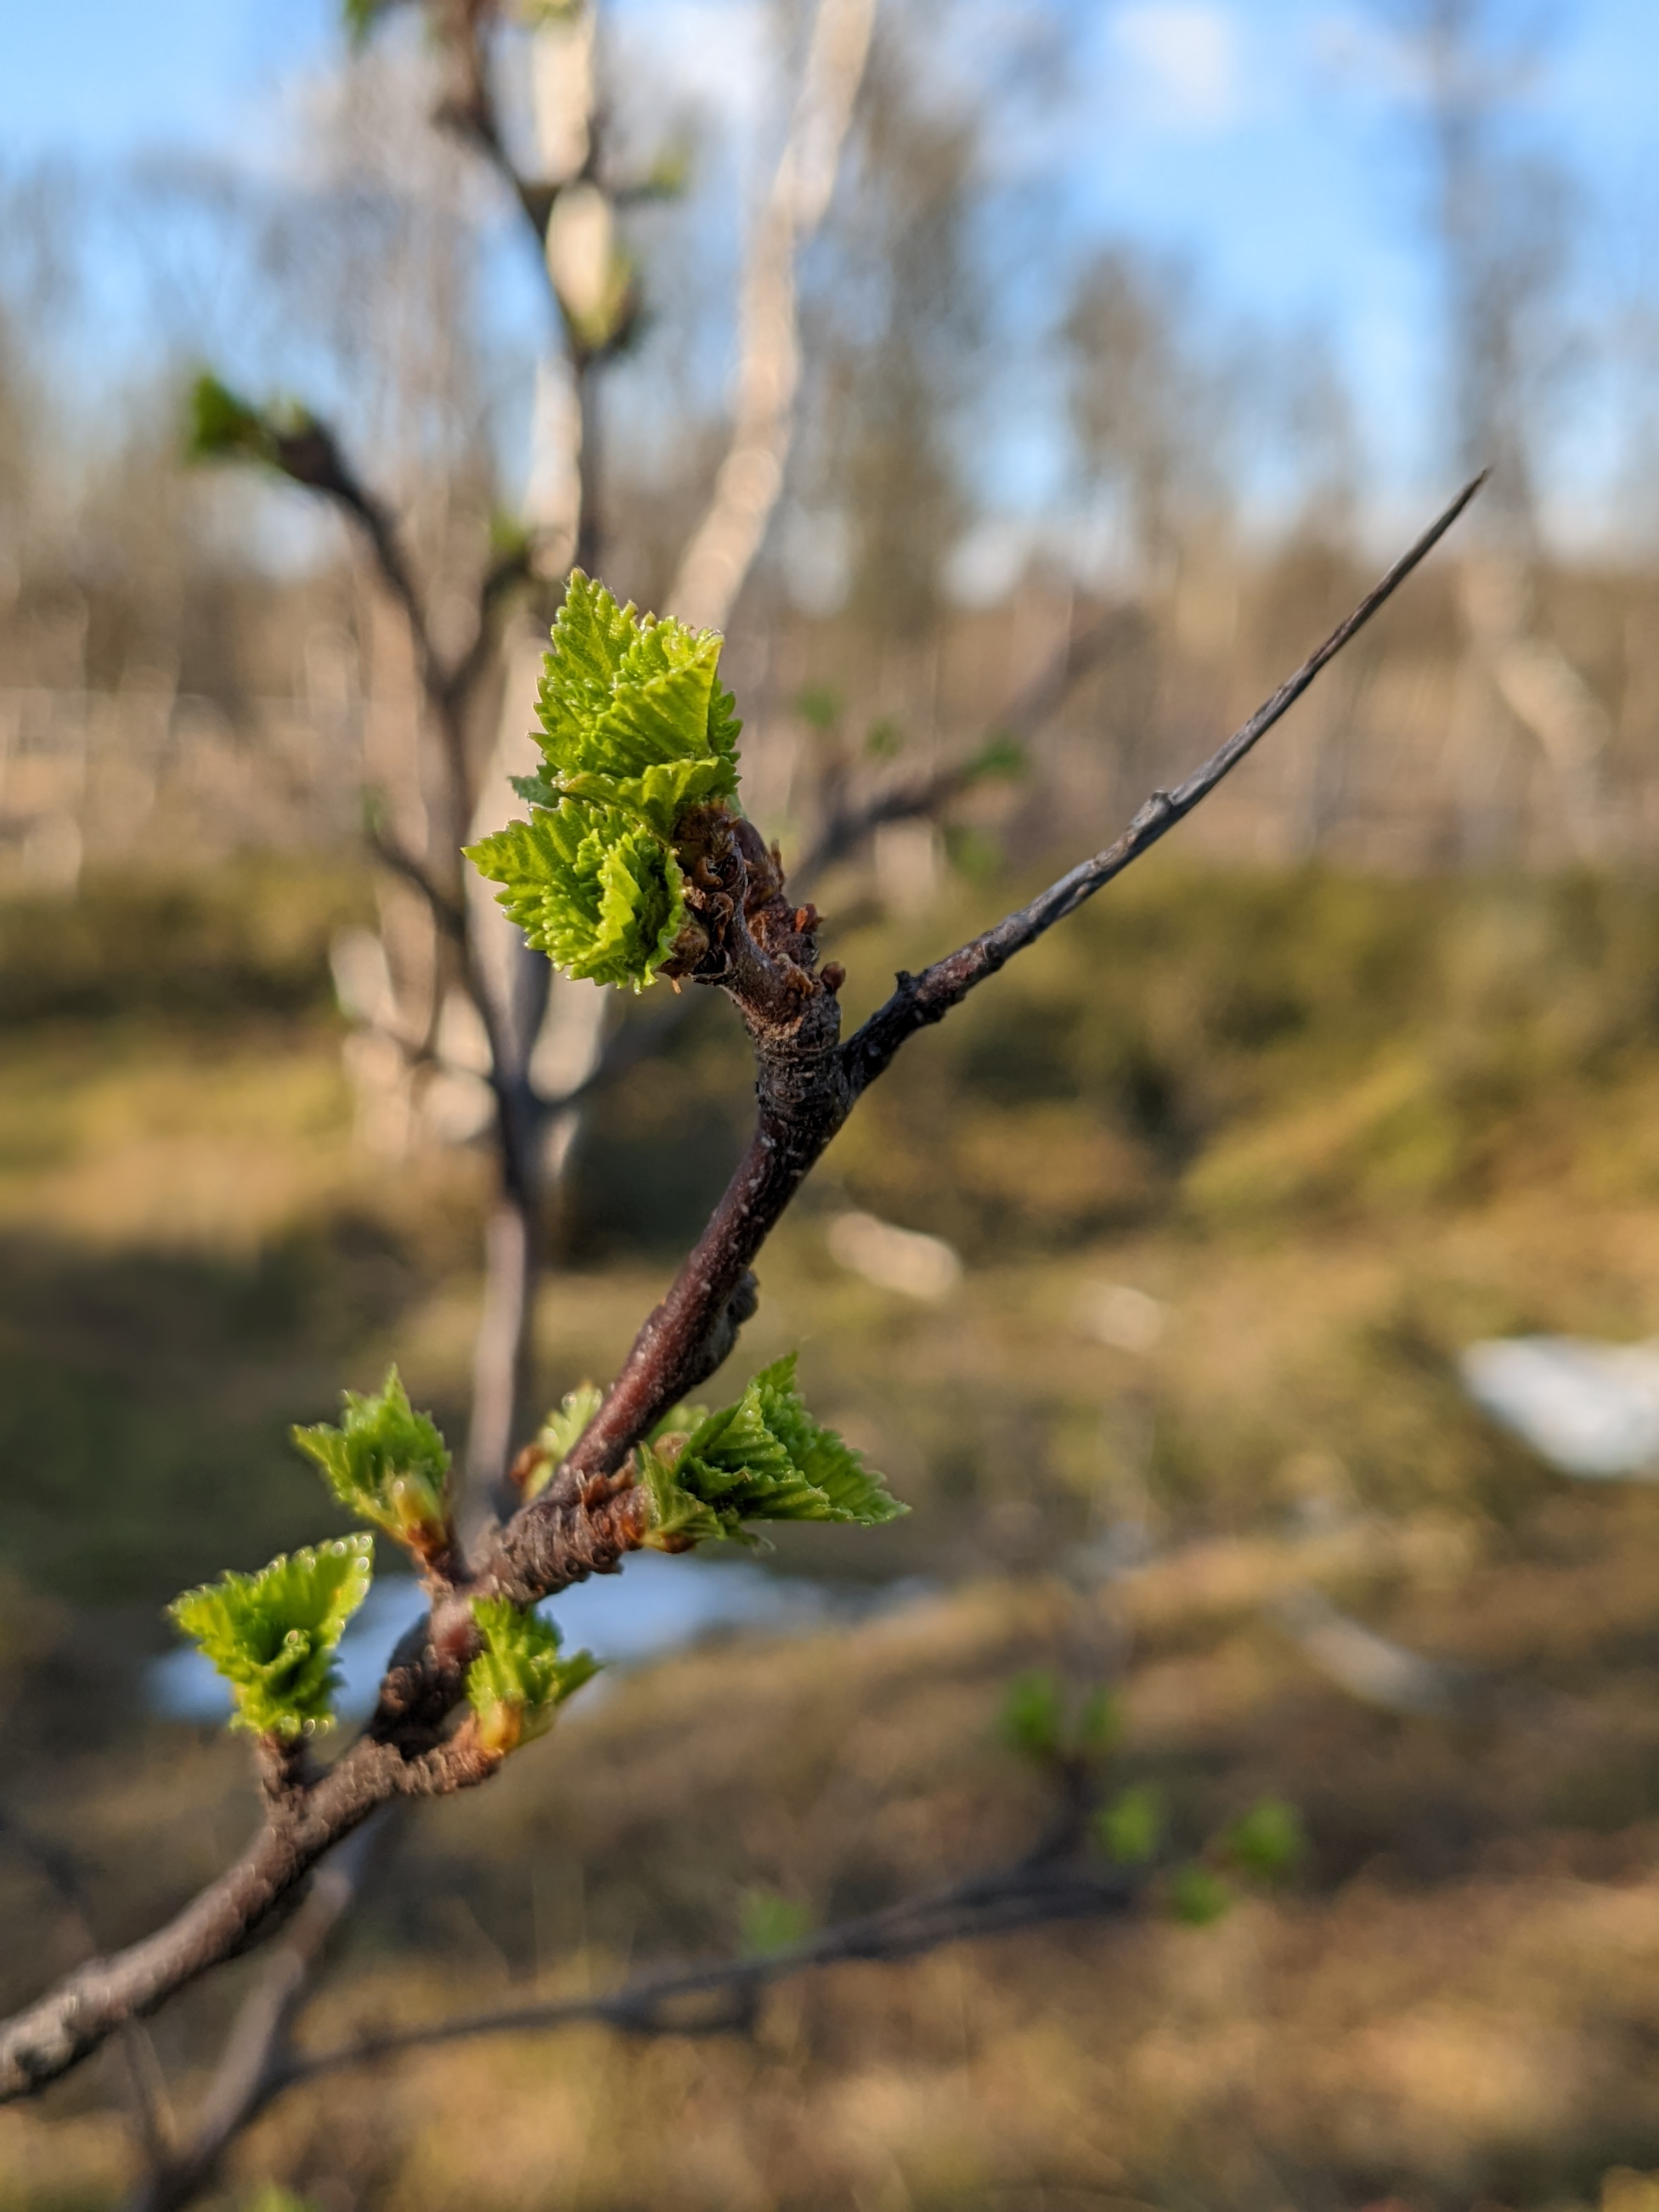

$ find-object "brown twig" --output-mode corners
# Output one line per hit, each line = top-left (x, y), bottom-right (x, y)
(792, 602), (1137, 887)
(120, 1819), (394, 2212)
(270, 1851), (1137, 2096)
(0, 474), (1480, 2105)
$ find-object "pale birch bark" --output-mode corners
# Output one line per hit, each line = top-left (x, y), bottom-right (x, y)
(668, 0), (879, 631)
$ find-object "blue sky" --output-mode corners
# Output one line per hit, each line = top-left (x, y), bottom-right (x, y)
(5, 0), (1657, 544)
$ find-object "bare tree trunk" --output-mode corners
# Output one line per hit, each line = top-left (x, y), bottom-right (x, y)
(668, 0), (878, 630)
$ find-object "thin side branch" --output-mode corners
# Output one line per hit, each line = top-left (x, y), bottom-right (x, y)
(844, 471), (1488, 1092)
(121, 1820), (393, 2212)
(269, 1852), (1137, 2097)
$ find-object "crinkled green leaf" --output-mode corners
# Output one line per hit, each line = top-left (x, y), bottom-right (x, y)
(518, 1383), (606, 1502)
(467, 574), (743, 991)
(465, 802), (687, 991)
(640, 1354), (906, 1548)
(533, 572), (741, 828)
(467, 1596), (599, 1756)
(291, 1367), (452, 1551)
(168, 1536), (374, 1739)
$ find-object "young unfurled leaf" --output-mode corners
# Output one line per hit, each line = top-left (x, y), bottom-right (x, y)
(466, 804), (688, 991)
(1222, 1796), (1306, 1882)
(739, 1888), (814, 1957)
(291, 1368), (453, 1559)
(168, 1536), (373, 1739)
(466, 1596), (599, 1757)
(1000, 1671), (1065, 1759)
(1096, 1784), (1165, 1867)
(516, 1383), (606, 1502)
(638, 1353), (906, 1548)
(466, 574), (742, 991)
(1168, 1864), (1232, 1927)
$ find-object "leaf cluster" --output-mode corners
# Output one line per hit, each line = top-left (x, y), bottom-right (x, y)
(291, 1368), (453, 1559)
(639, 1355), (906, 1547)
(466, 1596), (599, 1757)
(465, 574), (742, 990)
(168, 1536), (374, 1739)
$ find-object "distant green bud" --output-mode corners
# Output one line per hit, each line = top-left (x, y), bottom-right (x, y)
(962, 732), (1026, 782)
(185, 373), (274, 466)
(794, 683), (840, 732)
(1223, 1797), (1306, 1882)
(739, 1888), (814, 1958)
(292, 1367), (453, 1562)
(168, 1535), (373, 1740)
(1096, 1784), (1164, 1867)
(1000, 1671), (1065, 1759)
(466, 1596), (598, 1758)
(1075, 1686), (1122, 1758)
(1168, 1864), (1232, 1927)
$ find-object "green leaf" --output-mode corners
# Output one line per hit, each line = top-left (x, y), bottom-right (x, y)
(640, 1354), (906, 1548)
(466, 1596), (599, 1757)
(518, 1383), (606, 1502)
(1000, 1671), (1064, 1759)
(466, 805), (689, 991)
(739, 1888), (814, 1957)
(469, 573), (745, 990)
(291, 1367), (452, 1554)
(1096, 1784), (1164, 1867)
(532, 572), (741, 831)
(864, 716), (904, 760)
(1168, 1864), (1232, 1927)
(1223, 1797), (1306, 1882)
(168, 1536), (373, 1739)
(186, 373), (274, 466)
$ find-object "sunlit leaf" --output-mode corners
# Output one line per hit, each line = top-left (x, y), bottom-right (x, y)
(168, 1536), (373, 1739)
(291, 1367), (452, 1555)
(466, 1596), (599, 1756)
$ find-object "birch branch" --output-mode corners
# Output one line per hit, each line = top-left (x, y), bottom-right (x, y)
(0, 475), (1479, 2104)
